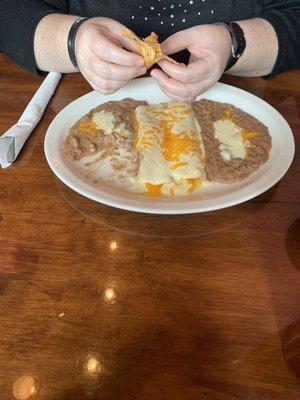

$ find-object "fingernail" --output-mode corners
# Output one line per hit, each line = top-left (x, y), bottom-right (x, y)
(150, 71), (158, 79)
(136, 58), (144, 67)
(139, 67), (147, 76)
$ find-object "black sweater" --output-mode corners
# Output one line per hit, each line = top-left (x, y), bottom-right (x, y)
(0, 0), (299, 76)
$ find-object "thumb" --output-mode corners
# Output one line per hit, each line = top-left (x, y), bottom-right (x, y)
(160, 28), (194, 55)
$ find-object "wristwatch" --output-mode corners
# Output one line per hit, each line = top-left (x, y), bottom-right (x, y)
(215, 22), (246, 71)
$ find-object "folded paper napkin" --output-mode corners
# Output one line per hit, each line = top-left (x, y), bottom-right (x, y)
(0, 72), (62, 169)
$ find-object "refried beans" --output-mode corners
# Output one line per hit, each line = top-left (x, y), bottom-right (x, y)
(192, 99), (271, 183)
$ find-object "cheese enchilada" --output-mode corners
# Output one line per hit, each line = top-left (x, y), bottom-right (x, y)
(135, 102), (206, 186)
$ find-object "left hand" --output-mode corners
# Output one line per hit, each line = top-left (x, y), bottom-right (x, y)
(150, 24), (232, 101)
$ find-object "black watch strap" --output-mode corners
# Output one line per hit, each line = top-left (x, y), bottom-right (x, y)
(67, 17), (89, 70)
(215, 22), (246, 71)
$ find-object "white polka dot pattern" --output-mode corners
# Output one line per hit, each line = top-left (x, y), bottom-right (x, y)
(127, 1), (218, 28)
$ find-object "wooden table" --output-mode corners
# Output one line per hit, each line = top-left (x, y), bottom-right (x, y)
(0, 53), (299, 400)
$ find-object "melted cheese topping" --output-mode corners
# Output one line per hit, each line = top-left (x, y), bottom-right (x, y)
(143, 178), (203, 197)
(92, 110), (131, 137)
(170, 162), (189, 171)
(214, 115), (259, 161)
(222, 109), (235, 122)
(242, 130), (259, 140)
(145, 182), (163, 196)
(187, 178), (202, 193)
(169, 187), (175, 196)
(77, 120), (98, 135)
(214, 119), (247, 160)
(161, 127), (200, 162)
(138, 146), (171, 184)
(92, 111), (115, 134)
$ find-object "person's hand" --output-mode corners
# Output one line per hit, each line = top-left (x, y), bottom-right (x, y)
(75, 17), (146, 94)
(150, 24), (232, 101)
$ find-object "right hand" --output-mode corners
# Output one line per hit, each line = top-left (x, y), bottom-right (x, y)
(75, 17), (146, 94)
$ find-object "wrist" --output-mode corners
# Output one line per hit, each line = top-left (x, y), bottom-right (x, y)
(213, 24), (232, 70)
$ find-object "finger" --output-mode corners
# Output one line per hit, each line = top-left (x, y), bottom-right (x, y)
(151, 69), (200, 99)
(90, 84), (117, 95)
(157, 58), (211, 83)
(92, 32), (144, 67)
(88, 56), (146, 81)
(160, 28), (196, 55)
(86, 76), (118, 94)
(159, 85), (195, 102)
(83, 69), (129, 92)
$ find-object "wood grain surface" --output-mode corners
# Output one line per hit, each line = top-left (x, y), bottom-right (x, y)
(0, 53), (299, 400)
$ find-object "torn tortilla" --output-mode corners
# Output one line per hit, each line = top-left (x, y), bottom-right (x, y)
(122, 29), (178, 69)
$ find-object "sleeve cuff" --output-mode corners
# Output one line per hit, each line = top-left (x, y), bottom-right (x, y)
(259, 9), (300, 78)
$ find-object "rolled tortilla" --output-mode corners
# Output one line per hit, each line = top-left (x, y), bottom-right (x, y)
(135, 102), (206, 184)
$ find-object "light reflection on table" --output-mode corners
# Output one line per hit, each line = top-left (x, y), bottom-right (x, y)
(13, 375), (37, 400)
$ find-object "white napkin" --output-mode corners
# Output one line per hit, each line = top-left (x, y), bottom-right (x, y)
(0, 72), (62, 169)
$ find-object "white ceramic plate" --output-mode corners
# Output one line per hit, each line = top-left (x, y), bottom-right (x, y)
(44, 77), (295, 214)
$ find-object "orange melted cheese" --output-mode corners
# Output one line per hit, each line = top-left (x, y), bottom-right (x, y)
(169, 187), (175, 197)
(131, 113), (141, 150)
(161, 123), (200, 162)
(135, 102), (205, 192)
(187, 178), (202, 193)
(136, 106), (196, 153)
(145, 179), (202, 197)
(222, 109), (235, 122)
(77, 120), (98, 135)
(148, 106), (191, 121)
(170, 162), (189, 170)
(131, 113), (140, 133)
(138, 132), (160, 148)
(222, 110), (259, 141)
(145, 182), (163, 196)
(241, 129), (259, 140)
